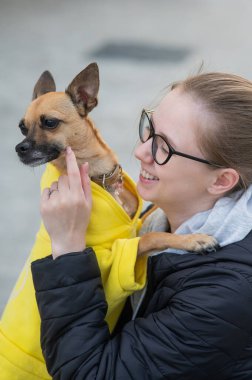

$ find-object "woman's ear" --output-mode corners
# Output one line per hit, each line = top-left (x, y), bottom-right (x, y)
(208, 168), (240, 195)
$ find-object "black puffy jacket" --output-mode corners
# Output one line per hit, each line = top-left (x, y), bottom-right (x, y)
(32, 231), (252, 380)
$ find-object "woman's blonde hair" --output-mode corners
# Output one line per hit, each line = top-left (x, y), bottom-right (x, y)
(173, 72), (252, 192)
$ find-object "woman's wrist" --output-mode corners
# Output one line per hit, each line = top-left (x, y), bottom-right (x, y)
(52, 240), (86, 259)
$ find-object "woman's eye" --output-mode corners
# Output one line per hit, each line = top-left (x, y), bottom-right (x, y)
(161, 146), (169, 154)
(42, 118), (60, 129)
(18, 120), (28, 136)
(160, 142), (169, 154)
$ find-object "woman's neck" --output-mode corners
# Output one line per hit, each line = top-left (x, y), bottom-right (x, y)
(161, 198), (217, 233)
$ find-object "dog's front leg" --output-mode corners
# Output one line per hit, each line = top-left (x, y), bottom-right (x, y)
(138, 231), (219, 256)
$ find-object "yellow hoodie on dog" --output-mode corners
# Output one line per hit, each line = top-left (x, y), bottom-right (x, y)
(0, 163), (147, 379)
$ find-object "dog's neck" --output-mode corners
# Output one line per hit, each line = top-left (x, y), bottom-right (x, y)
(91, 163), (136, 216)
(91, 164), (138, 218)
(91, 164), (123, 191)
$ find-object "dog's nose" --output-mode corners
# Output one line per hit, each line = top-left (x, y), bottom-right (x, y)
(15, 140), (34, 155)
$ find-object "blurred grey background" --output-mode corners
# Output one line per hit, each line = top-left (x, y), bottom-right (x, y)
(1, 0), (252, 313)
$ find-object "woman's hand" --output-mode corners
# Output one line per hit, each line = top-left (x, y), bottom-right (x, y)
(40, 147), (92, 259)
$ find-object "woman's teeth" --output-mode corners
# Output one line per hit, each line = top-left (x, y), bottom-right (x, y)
(141, 169), (159, 180)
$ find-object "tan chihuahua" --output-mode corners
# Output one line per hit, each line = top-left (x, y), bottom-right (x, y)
(15, 63), (218, 254)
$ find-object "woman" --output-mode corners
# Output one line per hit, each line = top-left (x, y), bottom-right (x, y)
(31, 73), (252, 379)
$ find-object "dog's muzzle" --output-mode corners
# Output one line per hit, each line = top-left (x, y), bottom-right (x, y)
(15, 139), (62, 167)
(15, 139), (35, 156)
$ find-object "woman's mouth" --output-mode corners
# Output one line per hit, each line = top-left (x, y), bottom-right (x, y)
(140, 168), (159, 182)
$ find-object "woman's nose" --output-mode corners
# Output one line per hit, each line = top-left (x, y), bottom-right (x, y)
(134, 139), (154, 163)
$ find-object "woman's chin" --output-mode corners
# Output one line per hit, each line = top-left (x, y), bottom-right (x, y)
(137, 181), (155, 202)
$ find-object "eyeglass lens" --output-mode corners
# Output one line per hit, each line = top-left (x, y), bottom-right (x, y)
(139, 112), (152, 142)
(139, 111), (170, 164)
(153, 135), (170, 164)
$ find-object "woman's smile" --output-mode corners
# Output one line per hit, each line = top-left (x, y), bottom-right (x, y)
(140, 168), (159, 183)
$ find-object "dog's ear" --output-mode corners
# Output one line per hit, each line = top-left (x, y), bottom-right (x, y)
(32, 71), (56, 100)
(66, 63), (99, 116)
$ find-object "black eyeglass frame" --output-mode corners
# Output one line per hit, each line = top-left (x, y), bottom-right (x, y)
(139, 109), (224, 167)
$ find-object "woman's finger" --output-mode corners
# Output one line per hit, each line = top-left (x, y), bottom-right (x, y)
(65, 146), (82, 193)
(58, 175), (69, 192)
(80, 162), (92, 206)
(50, 181), (58, 191)
(48, 181), (59, 197)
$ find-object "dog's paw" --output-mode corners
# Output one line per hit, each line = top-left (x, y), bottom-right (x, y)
(186, 234), (220, 254)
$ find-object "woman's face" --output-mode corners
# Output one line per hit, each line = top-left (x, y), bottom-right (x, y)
(134, 88), (216, 216)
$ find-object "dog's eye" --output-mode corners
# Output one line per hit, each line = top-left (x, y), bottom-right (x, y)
(41, 117), (60, 130)
(18, 120), (28, 136)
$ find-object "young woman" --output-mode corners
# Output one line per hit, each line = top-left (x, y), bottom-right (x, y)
(31, 72), (252, 379)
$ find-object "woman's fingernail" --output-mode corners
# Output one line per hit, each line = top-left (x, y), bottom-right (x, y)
(66, 146), (72, 154)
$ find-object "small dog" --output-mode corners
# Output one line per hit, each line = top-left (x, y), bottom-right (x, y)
(16, 62), (217, 254)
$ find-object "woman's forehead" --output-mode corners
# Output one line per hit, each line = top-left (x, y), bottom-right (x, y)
(153, 88), (206, 148)
(154, 89), (201, 128)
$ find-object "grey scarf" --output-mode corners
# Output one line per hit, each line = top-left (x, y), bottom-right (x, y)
(140, 185), (252, 255)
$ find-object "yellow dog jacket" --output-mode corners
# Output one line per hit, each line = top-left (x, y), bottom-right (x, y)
(0, 163), (147, 379)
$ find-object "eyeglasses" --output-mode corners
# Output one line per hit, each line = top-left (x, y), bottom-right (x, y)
(139, 109), (223, 167)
